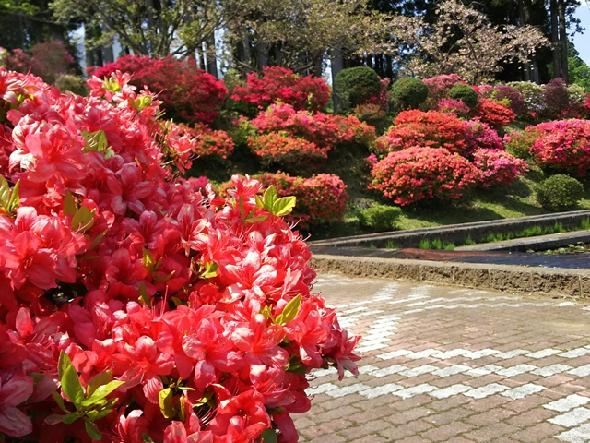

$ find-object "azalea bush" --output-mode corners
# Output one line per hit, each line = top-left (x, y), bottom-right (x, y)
(251, 103), (374, 146)
(89, 55), (227, 124)
(465, 120), (505, 152)
(0, 68), (359, 442)
(374, 110), (471, 157)
(253, 173), (349, 224)
(247, 132), (329, 167)
(370, 147), (481, 206)
(475, 98), (515, 128)
(229, 66), (331, 113)
(160, 123), (235, 173)
(472, 148), (528, 187)
(422, 74), (463, 100)
(529, 119), (590, 177)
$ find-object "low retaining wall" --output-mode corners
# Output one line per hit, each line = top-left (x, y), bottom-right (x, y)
(311, 210), (590, 249)
(312, 254), (590, 299)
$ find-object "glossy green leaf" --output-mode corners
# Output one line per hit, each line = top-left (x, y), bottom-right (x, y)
(71, 206), (94, 233)
(63, 412), (81, 425)
(82, 129), (115, 159)
(200, 261), (218, 279)
(0, 176), (19, 215)
(87, 371), (112, 397)
(158, 388), (176, 419)
(272, 196), (296, 216)
(84, 420), (102, 441)
(260, 305), (273, 320)
(58, 352), (84, 406)
(51, 390), (68, 413)
(85, 379), (124, 405)
(275, 294), (302, 326)
(63, 191), (78, 216)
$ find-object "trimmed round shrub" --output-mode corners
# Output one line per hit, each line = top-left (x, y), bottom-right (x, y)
(390, 77), (429, 110)
(374, 110), (471, 157)
(529, 119), (590, 177)
(54, 74), (88, 96)
(476, 98), (516, 128)
(335, 66), (381, 110)
(537, 174), (585, 211)
(544, 78), (570, 118)
(370, 147), (481, 206)
(358, 204), (401, 231)
(449, 84), (479, 109)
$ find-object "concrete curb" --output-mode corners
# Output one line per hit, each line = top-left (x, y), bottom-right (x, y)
(311, 254), (590, 299)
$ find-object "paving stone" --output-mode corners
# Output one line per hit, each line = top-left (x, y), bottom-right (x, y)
(295, 274), (590, 443)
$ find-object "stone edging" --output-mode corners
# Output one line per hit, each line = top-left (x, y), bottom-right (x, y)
(311, 254), (590, 299)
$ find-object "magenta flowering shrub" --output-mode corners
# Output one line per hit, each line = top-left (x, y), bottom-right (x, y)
(422, 74), (463, 100)
(0, 68), (359, 442)
(465, 120), (505, 152)
(370, 147), (481, 206)
(436, 98), (470, 116)
(472, 148), (528, 187)
(529, 119), (590, 177)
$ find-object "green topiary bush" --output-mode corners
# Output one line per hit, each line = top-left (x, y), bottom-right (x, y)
(390, 77), (429, 111)
(335, 66), (381, 111)
(358, 204), (401, 232)
(54, 74), (88, 96)
(537, 174), (585, 211)
(449, 84), (479, 109)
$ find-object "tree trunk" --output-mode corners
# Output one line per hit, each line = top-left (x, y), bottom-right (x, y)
(241, 31), (253, 71)
(558, 0), (569, 82)
(206, 34), (219, 78)
(330, 46), (344, 112)
(550, 0), (562, 78)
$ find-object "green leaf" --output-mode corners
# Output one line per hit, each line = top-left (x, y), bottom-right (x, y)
(263, 186), (278, 208)
(200, 261), (218, 279)
(71, 206), (95, 233)
(87, 371), (112, 397)
(82, 130), (115, 159)
(260, 305), (273, 320)
(272, 196), (296, 217)
(63, 412), (81, 425)
(85, 380), (124, 405)
(275, 294), (302, 326)
(63, 191), (78, 216)
(84, 420), (102, 441)
(58, 352), (84, 406)
(0, 176), (19, 215)
(262, 429), (278, 443)
(137, 282), (151, 307)
(158, 388), (176, 419)
(51, 390), (68, 413)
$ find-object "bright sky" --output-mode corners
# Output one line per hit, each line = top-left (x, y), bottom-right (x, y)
(573, 4), (590, 64)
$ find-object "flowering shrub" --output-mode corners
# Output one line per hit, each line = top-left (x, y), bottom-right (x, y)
(507, 81), (546, 115)
(475, 99), (515, 128)
(370, 147), (480, 206)
(250, 103), (375, 151)
(247, 132), (328, 166)
(437, 98), (470, 116)
(254, 173), (348, 224)
(374, 110), (470, 156)
(161, 123), (235, 172)
(488, 85), (526, 116)
(472, 148), (528, 187)
(4, 40), (75, 83)
(529, 119), (590, 177)
(422, 74), (463, 100)
(503, 127), (539, 159)
(89, 55), (227, 124)
(0, 67), (359, 442)
(544, 78), (570, 118)
(465, 120), (504, 152)
(230, 66), (331, 112)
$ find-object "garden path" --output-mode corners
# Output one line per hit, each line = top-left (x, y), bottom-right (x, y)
(294, 274), (590, 442)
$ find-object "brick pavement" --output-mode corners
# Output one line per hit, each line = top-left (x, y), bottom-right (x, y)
(293, 274), (590, 442)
